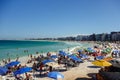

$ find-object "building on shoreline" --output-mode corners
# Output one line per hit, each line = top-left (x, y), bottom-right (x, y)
(27, 31), (120, 41)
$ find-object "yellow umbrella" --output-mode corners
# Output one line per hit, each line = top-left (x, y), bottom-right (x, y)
(92, 60), (112, 67)
(46, 62), (60, 68)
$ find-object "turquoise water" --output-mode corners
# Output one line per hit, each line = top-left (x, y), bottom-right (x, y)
(0, 40), (90, 61)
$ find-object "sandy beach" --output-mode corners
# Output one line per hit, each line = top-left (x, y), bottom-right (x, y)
(0, 52), (101, 80)
(1, 41), (119, 80)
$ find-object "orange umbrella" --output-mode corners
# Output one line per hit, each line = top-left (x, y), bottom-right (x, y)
(103, 57), (113, 61)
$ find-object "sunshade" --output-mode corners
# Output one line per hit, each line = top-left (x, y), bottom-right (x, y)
(69, 55), (82, 62)
(59, 51), (68, 56)
(48, 71), (64, 79)
(92, 60), (112, 67)
(0, 66), (8, 75)
(14, 67), (32, 75)
(6, 61), (20, 67)
(96, 56), (104, 60)
(103, 57), (113, 61)
(51, 55), (57, 58)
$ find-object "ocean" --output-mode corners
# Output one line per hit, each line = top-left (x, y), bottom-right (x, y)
(0, 40), (91, 61)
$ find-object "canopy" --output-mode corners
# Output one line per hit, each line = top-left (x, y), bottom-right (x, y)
(59, 51), (68, 56)
(96, 56), (104, 60)
(0, 66), (8, 75)
(92, 60), (112, 67)
(69, 55), (82, 62)
(14, 67), (32, 75)
(103, 57), (113, 61)
(48, 71), (64, 79)
(6, 61), (20, 67)
(51, 55), (57, 59)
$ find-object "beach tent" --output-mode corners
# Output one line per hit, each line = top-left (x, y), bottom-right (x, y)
(92, 60), (112, 67)
(0, 66), (8, 75)
(47, 71), (64, 80)
(14, 67), (32, 75)
(6, 61), (20, 68)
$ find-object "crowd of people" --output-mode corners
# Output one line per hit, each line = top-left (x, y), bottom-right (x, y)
(0, 41), (120, 80)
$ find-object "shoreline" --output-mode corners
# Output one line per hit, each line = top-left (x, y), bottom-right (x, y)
(0, 48), (101, 80)
(0, 41), (119, 80)
(0, 40), (91, 61)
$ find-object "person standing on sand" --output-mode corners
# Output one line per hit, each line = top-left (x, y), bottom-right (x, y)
(39, 62), (43, 76)
(49, 66), (52, 72)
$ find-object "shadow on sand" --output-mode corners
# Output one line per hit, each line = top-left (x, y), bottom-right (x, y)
(33, 73), (47, 78)
(87, 66), (101, 68)
(75, 77), (91, 80)
(87, 73), (97, 78)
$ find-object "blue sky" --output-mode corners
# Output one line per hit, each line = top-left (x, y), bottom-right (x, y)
(0, 0), (120, 39)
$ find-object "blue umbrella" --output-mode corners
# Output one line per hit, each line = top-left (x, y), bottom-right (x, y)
(42, 59), (54, 65)
(59, 51), (68, 56)
(69, 55), (82, 62)
(96, 56), (104, 60)
(51, 55), (57, 58)
(0, 66), (8, 75)
(6, 61), (20, 67)
(78, 50), (82, 53)
(14, 67), (32, 75)
(80, 54), (88, 59)
(48, 71), (64, 79)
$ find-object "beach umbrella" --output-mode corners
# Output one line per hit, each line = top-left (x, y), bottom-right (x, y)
(42, 59), (54, 65)
(51, 55), (57, 59)
(59, 51), (68, 56)
(103, 57), (113, 61)
(78, 50), (82, 53)
(0, 66), (8, 75)
(69, 55), (82, 62)
(80, 54), (88, 59)
(92, 60), (112, 67)
(48, 71), (64, 79)
(14, 67), (32, 75)
(6, 61), (20, 67)
(96, 56), (104, 60)
(106, 48), (111, 52)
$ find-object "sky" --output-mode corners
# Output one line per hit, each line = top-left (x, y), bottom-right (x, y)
(0, 0), (120, 39)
